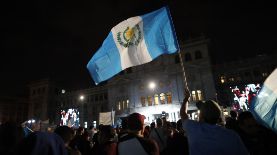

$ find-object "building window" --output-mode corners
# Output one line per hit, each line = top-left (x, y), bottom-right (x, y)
(160, 93), (166, 104)
(184, 53), (192, 61)
(159, 82), (164, 88)
(262, 72), (268, 77)
(99, 94), (104, 101)
(122, 101), (125, 109)
(126, 100), (129, 108)
(166, 92), (172, 104)
(154, 94), (159, 105)
(104, 93), (108, 100)
(101, 105), (105, 112)
(220, 76), (226, 84)
(192, 91), (196, 101)
(141, 97), (146, 107)
(117, 102), (120, 110)
(175, 55), (180, 64)
(236, 76), (242, 81)
(197, 90), (202, 100)
(195, 50), (202, 59)
(90, 95), (94, 102)
(229, 77), (235, 82)
(147, 96), (153, 106)
(139, 84), (145, 90)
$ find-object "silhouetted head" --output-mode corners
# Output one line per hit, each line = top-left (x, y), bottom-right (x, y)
(156, 118), (163, 127)
(54, 126), (74, 146)
(171, 122), (177, 129)
(127, 113), (145, 131)
(150, 122), (155, 129)
(77, 127), (84, 135)
(98, 125), (115, 144)
(230, 110), (238, 119)
(199, 100), (222, 125)
(238, 111), (258, 135)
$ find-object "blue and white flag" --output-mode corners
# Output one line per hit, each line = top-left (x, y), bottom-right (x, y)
(250, 68), (277, 133)
(87, 7), (179, 84)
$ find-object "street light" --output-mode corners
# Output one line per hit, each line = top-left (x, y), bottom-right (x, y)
(79, 95), (84, 101)
(149, 82), (156, 90)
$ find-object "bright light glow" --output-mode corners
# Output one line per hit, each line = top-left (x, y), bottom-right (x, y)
(79, 95), (84, 101)
(149, 82), (156, 90)
(31, 119), (35, 123)
(135, 104), (181, 123)
(62, 89), (66, 94)
(28, 120), (31, 124)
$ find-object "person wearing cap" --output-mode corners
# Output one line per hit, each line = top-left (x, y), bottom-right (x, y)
(180, 88), (249, 155)
(117, 113), (159, 155)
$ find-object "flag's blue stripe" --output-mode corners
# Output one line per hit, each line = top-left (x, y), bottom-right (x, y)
(141, 7), (179, 60)
(87, 32), (122, 84)
(250, 85), (277, 133)
(166, 6), (180, 51)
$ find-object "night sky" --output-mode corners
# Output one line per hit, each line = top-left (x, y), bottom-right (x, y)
(1, 0), (276, 96)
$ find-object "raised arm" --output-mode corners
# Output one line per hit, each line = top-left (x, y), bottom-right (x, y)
(180, 88), (190, 120)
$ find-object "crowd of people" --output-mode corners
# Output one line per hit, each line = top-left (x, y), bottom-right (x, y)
(1, 91), (277, 155)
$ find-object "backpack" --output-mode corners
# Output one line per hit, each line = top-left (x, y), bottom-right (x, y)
(117, 134), (152, 155)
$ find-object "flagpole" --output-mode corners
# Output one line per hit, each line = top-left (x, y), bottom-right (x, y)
(178, 50), (189, 90)
(166, 6), (189, 90)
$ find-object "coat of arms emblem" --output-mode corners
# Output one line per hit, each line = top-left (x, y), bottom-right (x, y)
(117, 24), (142, 48)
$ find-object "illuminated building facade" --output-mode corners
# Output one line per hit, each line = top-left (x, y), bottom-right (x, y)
(108, 36), (216, 123)
(26, 38), (277, 126)
(28, 36), (217, 126)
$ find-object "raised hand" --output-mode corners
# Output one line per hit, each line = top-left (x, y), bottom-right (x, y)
(184, 87), (191, 101)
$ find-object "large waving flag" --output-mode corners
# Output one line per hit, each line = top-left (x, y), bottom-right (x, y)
(250, 68), (277, 133)
(87, 7), (179, 84)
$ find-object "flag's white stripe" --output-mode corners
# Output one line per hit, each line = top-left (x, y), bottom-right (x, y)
(250, 68), (277, 133)
(264, 68), (277, 94)
(111, 16), (152, 70)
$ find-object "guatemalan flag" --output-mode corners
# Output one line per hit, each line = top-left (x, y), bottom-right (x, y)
(250, 68), (277, 133)
(87, 7), (179, 85)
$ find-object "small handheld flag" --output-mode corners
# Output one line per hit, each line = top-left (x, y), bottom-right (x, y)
(87, 7), (179, 85)
(250, 68), (277, 133)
